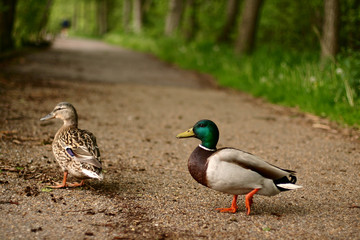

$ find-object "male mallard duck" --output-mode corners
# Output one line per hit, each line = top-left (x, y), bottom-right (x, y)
(177, 119), (302, 215)
(40, 102), (103, 188)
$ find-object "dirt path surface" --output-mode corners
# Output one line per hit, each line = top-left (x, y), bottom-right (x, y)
(0, 38), (359, 239)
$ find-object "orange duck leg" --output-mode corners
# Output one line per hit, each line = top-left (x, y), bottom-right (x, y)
(245, 188), (260, 215)
(216, 195), (238, 213)
(48, 172), (85, 188)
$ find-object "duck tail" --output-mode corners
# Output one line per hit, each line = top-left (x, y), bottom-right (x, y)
(276, 183), (303, 190)
(82, 169), (104, 181)
(97, 171), (104, 181)
(274, 175), (302, 191)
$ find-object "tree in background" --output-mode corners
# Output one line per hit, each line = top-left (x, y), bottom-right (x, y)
(133, 0), (143, 33)
(14, 0), (53, 46)
(0, 0), (17, 52)
(217, 0), (240, 43)
(39, 0), (53, 35)
(257, 0), (322, 51)
(321, 0), (340, 63)
(72, 0), (79, 32)
(7, 0), (359, 60)
(235, 0), (263, 54)
(96, 0), (108, 36)
(183, 0), (199, 42)
(123, 0), (131, 32)
(165, 0), (184, 36)
(339, 0), (360, 51)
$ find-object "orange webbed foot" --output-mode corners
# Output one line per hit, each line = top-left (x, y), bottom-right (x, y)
(47, 182), (68, 189)
(216, 207), (238, 213)
(47, 180), (85, 189)
(46, 172), (85, 189)
(67, 180), (85, 188)
(47, 172), (69, 188)
(216, 195), (238, 213)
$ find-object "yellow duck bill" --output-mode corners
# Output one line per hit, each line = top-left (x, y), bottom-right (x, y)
(176, 128), (195, 138)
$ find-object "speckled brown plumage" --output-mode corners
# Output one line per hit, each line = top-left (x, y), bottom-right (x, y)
(53, 126), (102, 179)
(41, 102), (103, 188)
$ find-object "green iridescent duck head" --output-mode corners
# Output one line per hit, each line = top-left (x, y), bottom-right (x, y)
(40, 102), (78, 127)
(177, 119), (219, 150)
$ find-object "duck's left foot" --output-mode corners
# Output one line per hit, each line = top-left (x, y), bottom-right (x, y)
(216, 195), (238, 213)
(216, 207), (238, 213)
(67, 180), (85, 187)
(47, 182), (69, 189)
(47, 172), (69, 188)
(245, 188), (260, 215)
(47, 181), (85, 188)
(46, 171), (85, 188)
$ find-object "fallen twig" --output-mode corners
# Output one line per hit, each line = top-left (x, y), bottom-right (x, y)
(0, 200), (19, 205)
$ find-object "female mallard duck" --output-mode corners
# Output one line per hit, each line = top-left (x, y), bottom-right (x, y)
(177, 119), (302, 215)
(40, 102), (103, 188)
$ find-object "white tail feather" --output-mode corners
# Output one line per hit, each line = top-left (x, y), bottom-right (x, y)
(276, 183), (303, 190)
(82, 169), (103, 180)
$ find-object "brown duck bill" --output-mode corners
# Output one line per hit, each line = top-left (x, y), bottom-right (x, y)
(40, 112), (55, 121)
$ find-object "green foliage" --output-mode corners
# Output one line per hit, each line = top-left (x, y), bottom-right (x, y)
(141, 1), (168, 36)
(339, 0), (360, 50)
(14, 0), (52, 47)
(41, 187), (53, 192)
(48, 0), (360, 51)
(263, 227), (272, 231)
(106, 0), (124, 33)
(192, 1), (227, 41)
(48, 0), (99, 37)
(258, 0), (323, 50)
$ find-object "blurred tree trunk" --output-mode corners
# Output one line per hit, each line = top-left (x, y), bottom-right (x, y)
(320, 0), (340, 63)
(165, 0), (184, 36)
(0, 0), (17, 52)
(73, 1), (79, 31)
(97, 0), (108, 35)
(183, 0), (198, 42)
(141, 0), (153, 27)
(81, 0), (87, 33)
(142, 0), (152, 15)
(38, 0), (53, 37)
(123, 0), (131, 32)
(235, 0), (263, 55)
(217, 0), (240, 43)
(133, 0), (143, 33)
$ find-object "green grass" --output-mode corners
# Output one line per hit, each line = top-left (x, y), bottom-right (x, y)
(104, 33), (360, 127)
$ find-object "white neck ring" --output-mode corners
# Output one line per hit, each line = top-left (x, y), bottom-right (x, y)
(199, 144), (216, 152)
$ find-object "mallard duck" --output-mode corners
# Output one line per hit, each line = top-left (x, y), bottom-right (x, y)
(177, 119), (302, 215)
(40, 102), (103, 188)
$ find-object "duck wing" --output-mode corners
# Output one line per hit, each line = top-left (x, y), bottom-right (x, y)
(60, 130), (102, 169)
(66, 145), (102, 169)
(215, 148), (295, 180)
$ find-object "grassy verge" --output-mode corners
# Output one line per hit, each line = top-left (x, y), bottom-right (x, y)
(104, 33), (360, 127)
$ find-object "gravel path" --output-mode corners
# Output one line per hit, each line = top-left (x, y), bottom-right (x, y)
(0, 38), (359, 239)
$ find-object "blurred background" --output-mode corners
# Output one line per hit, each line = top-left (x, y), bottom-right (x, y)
(1, 0), (359, 126)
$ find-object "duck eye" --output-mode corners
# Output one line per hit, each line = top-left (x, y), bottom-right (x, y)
(199, 123), (205, 127)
